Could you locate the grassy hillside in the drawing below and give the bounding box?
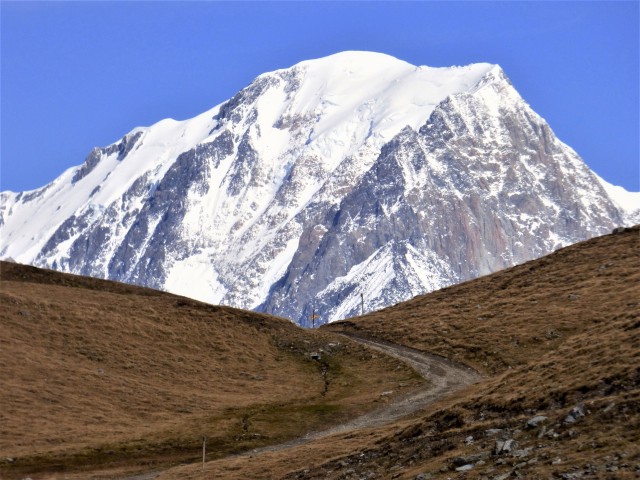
[321,225,640,478]
[329,226,639,377]
[164,225,639,479]
[0,262,421,478]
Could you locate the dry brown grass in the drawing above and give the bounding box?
[319,225,640,478]
[165,226,639,479]
[329,225,639,377]
[0,263,422,478]
[3,226,638,479]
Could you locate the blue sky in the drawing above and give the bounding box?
[1,1,638,192]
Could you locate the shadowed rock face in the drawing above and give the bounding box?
[1,55,630,326]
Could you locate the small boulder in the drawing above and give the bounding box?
[492,474,511,480]
[512,447,533,458]
[455,464,474,472]
[563,404,586,425]
[526,415,547,429]
[495,438,518,455]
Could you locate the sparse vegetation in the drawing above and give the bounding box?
[162,226,639,479]
[0,262,421,478]
[2,226,639,479]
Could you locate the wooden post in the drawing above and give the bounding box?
[360,293,364,316]
[202,435,207,470]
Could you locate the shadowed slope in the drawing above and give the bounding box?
[0,262,421,478]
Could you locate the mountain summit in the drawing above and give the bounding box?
[1,51,636,325]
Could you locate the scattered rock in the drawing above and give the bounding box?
[545,428,559,439]
[606,463,619,472]
[451,452,490,468]
[465,435,474,445]
[525,415,547,429]
[495,439,518,455]
[485,428,504,437]
[563,404,585,425]
[559,472,583,479]
[414,474,432,480]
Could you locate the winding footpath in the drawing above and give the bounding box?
[129,334,481,479]
[303,333,481,438]
[209,334,479,456]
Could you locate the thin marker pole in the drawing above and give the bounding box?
[202,435,207,470]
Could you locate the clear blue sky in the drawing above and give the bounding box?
[1,1,638,192]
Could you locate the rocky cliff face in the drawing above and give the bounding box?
[1,52,635,326]
[260,67,627,324]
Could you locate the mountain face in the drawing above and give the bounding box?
[1,51,637,326]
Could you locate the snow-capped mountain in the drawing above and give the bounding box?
[1,51,637,326]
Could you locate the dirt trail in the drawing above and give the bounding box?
[330,334,481,431]
[129,334,481,479]
[257,333,481,451]
[202,333,481,462]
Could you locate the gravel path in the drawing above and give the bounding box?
[122,334,480,479]
[248,333,481,454]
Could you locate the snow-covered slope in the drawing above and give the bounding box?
[1,51,637,326]
[595,175,640,224]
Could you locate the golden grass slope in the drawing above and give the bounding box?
[0,262,421,478]
[321,225,640,478]
[165,225,639,479]
[329,225,639,377]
